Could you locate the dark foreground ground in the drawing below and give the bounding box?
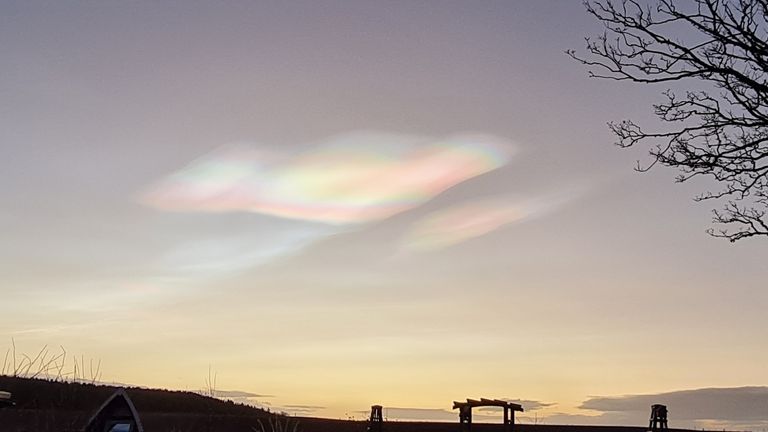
[0,376,701,432]
[291,422,696,432]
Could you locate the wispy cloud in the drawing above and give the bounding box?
[571,387,768,430]
[476,399,556,412]
[214,390,273,398]
[579,386,768,421]
[281,404,327,415]
[399,191,576,252]
[399,198,525,252]
[354,407,465,422]
[208,390,326,417]
[211,389,274,411]
[140,131,514,225]
[284,404,326,409]
[156,222,338,279]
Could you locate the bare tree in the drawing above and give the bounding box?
[568,0,768,241]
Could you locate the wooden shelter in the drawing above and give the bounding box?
[452,398,523,432]
[84,389,144,432]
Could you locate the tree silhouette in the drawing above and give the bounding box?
[569,0,768,241]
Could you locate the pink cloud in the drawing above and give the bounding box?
[140,131,514,224]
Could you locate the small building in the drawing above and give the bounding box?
[84,389,144,432]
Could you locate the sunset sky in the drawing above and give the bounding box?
[1,1,766,430]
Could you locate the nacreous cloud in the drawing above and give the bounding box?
[401,198,526,252]
[400,191,577,252]
[140,132,514,225]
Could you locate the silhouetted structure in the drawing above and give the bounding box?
[0,390,13,408]
[368,405,383,432]
[453,398,523,432]
[84,389,144,432]
[649,404,668,432]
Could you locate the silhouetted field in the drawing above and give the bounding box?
[0,375,272,431]
[287,421,700,432]
[0,376,704,432]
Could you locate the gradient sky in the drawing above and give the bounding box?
[1,1,766,430]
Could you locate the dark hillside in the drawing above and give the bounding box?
[0,376,710,432]
[0,375,272,431]
[0,375,269,415]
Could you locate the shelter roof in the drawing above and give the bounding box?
[452,398,524,411]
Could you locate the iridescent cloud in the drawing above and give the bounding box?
[401,198,528,252]
[400,191,579,252]
[140,132,514,224]
[158,223,337,278]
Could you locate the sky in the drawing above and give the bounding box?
[1,0,766,430]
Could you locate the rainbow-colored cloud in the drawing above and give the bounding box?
[401,199,527,252]
[400,191,578,252]
[140,132,514,224]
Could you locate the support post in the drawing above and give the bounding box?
[368,405,383,432]
[459,405,472,432]
[649,404,668,432]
